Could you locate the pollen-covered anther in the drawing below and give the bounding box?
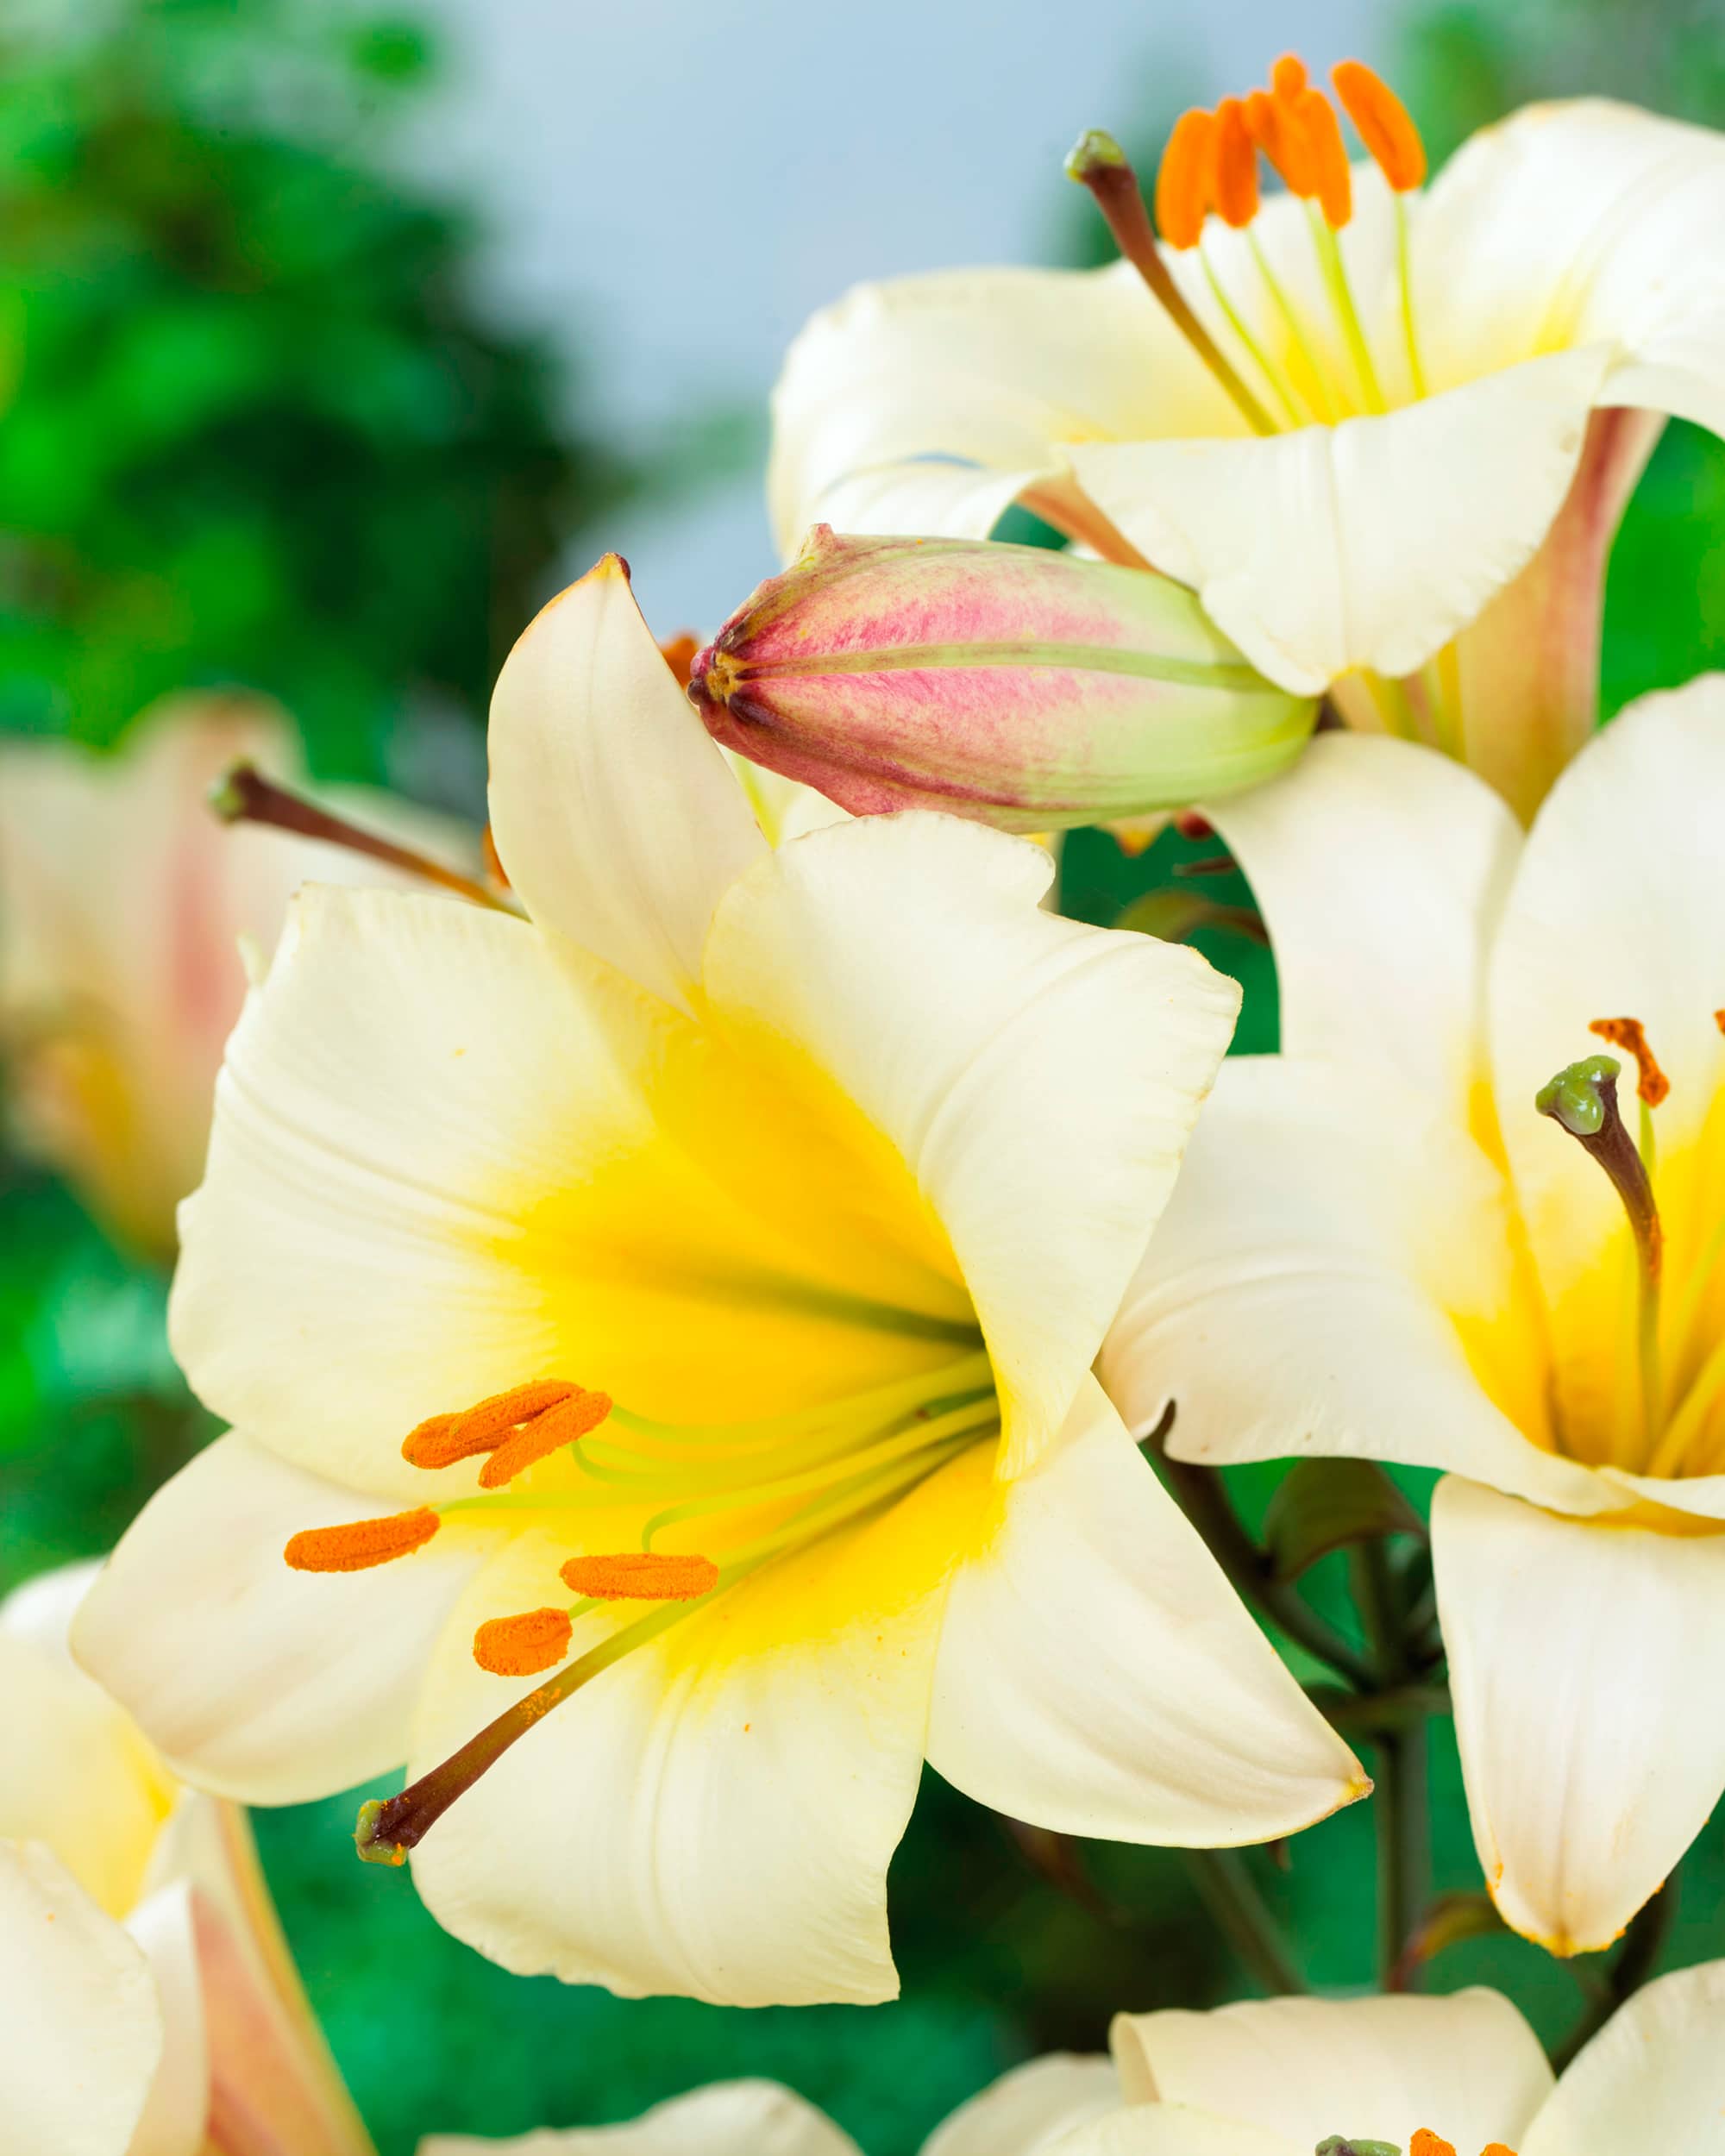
[1270,52,1307,97]
[1410,2134,1458,2156]
[448,1379,579,1451]
[1589,1016,1670,1106]
[1332,59,1428,190]
[472,1606,574,1677]
[1295,87,1353,228]
[478,1388,613,1489]
[401,1412,485,1470]
[1154,107,1219,250]
[284,1507,440,1573]
[1245,86,1316,197]
[1213,97,1260,227]
[561,1551,720,1602]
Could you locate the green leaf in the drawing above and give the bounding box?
[1263,1458,1425,1583]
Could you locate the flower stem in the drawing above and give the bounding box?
[1349,1540,1432,1988]
[1183,1848,1307,1996]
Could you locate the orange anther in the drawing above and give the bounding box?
[1480,2146,1519,2156]
[402,1412,489,1470]
[284,1507,440,1574]
[478,1388,612,1489]
[1332,59,1428,191]
[1213,97,1260,228]
[1589,1017,1670,1106]
[1715,1008,1725,1034]
[1154,107,1218,250]
[1410,2135,1456,2156]
[448,1380,578,1451]
[658,633,699,688]
[1270,53,1308,98]
[1245,88,1316,197]
[561,1551,720,1602]
[472,1606,574,1677]
[1295,87,1353,228]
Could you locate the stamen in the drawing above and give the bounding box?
[449,1380,578,1451]
[478,1388,613,1488]
[401,1413,483,1470]
[473,1607,573,1677]
[1245,89,1316,197]
[1295,87,1353,230]
[657,633,699,689]
[1212,97,1260,227]
[1270,53,1308,99]
[1154,108,1219,251]
[1331,61,1428,191]
[1065,129,1276,437]
[284,1507,440,1573]
[561,1552,720,1601]
[209,762,514,915]
[1411,2136,1457,2156]
[1590,1016,1670,1106]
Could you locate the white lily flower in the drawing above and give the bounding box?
[0,695,473,1257]
[417,2053,1118,2156]
[0,1564,371,2156]
[73,556,1364,2007]
[770,67,1725,819]
[1088,1965,1725,2153]
[1102,674,1725,1953]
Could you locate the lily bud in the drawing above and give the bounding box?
[687,529,1318,832]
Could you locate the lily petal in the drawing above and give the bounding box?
[1101,1058,1610,1514]
[0,1841,166,2156]
[926,1381,1364,1844]
[1069,345,1611,693]
[1415,98,1725,436]
[704,812,1239,1472]
[1051,2112,1295,2156]
[1110,1989,1552,2150]
[1521,1957,1725,2155]
[73,1432,493,1804]
[417,2083,862,2156]
[124,1880,210,2156]
[919,2054,1120,2156]
[405,1449,980,2005]
[1433,1475,1725,1952]
[488,557,765,1012]
[1206,732,1519,1128]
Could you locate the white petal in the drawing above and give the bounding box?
[1101,1057,1610,1514]
[1069,346,1612,693]
[704,812,1239,1471]
[0,1841,166,2156]
[124,1881,210,2156]
[1434,1475,1725,1952]
[792,459,1063,545]
[768,262,1233,555]
[1111,1988,1552,2150]
[1049,2112,1295,2156]
[405,1452,974,2005]
[926,1381,1364,1844]
[417,2083,862,2156]
[1206,732,1520,1127]
[1487,674,1725,1446]
[1416,98,1725,435]
[920,2056,1119,2156]
[488,556,765,1011]
[1523,1958,1725,2156]
[73,1433,493,1804]
[0,1557,104,1653]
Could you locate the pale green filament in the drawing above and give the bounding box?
[1200,250,1306,427]
[1395,195,1428,399]
[1308,206,1386,416]
[1247,231,1339,423]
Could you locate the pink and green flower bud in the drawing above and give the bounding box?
[687,528,1319,831]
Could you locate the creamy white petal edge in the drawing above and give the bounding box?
[124,1880,210,2156]
[1111,1988,1552,2152]
[416,2081,862,2156]
[73,1432,495,1804]
[1434,1476,1725,1952]
[1055,2110,1295,2156]
[919,2054,1120,2156]
[1522,1957,1725,2155]
[487,556,765,1013]
[0,1841,169,2156]
[925,1380,1365,1843]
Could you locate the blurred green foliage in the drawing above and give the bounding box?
[0,0,620,776]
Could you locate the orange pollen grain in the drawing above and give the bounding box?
[1589,1016,1670,1106]
[1410,2136,1456,2156]
[402,1412,489,1470]
[1295,86,1353,228]
[284,1507,440,1574]
[473,1606,574,1677]
[1245,88,1316,197]
[1270,52,1308,98]
[448,1380,578,1451]
[561,1551,720,1602]
[477,1388,613,1489]
[1154,107,1219,250]
[1332,58,1428,190]
[1213,97,1260,227]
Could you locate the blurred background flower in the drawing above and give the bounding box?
[2,0,1724,2151]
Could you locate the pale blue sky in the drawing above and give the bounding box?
[398,0,1397,630]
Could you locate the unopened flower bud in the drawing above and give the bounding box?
[687,529,1318,832]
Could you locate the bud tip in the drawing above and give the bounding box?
[1065,127,1130,182]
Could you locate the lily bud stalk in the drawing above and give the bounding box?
[689,528,1318,832]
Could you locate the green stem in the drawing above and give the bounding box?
[1552,1874,1678,2071]
[1349,1542,1433,1987]
[1184,1848,1307,1996]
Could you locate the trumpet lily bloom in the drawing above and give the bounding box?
[1084,1965,1725,2153]
[0,696,469,1257]
[770,77,1725,819]
[0,1564,372,2156]
[1102,674,1725,1953]
[74,556,1363,2006]
[417,2053,1118,2156]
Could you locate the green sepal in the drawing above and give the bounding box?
[1264,1458,1424,1583]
